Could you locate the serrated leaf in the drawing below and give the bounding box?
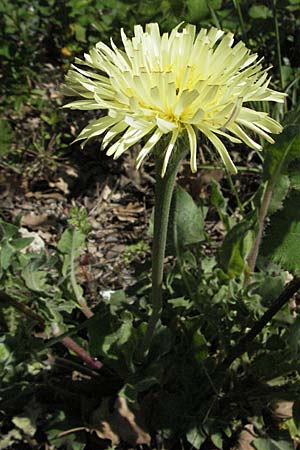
[268,175,290,215]
[288,159,300,190]
[261,191,300,272]
[168,297,193,309]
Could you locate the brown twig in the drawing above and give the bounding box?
[60,335,102,370]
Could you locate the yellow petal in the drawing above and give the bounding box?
[185,124,197,172]
[161,129,179,177]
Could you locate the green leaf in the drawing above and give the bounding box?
[287,317,300,355]
[293,401,300,429]
[168,297,193,309]
[21,263,48,292]
[0,219,19,239]
[0,240,16,270]
[186,427,206,450]
[193,330,208,363]
[170,185,206,254]
[249,4,273,19]
[251,273,285,306]
[58,227,85,278]
[186,0,209,21]
[12,416,36,437]
[218,212,257,277]
[261,191,300,272]
[211,179,230,229]
[253,436,294,450]
[268,175,290,215]
[102,314,133,358]
[57,228,85,257]
[88,309,134,365]
[263,119,300,181]
[0,342,10,363]
[288,159,300,190]
[11,237,34,251]
[211,432,223,449]
[109,290,126,315]
[73,23,86,42]
[149,322,172,360]
[0,119,13,155]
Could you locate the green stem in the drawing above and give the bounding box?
[196,163,260,173]
[272,0,288,116]
[247,137,295,276]
[247,182,273,275]
[139,145,186,360]
[233,0,247,43]
[272,0,284,91]
[228,172,244,214]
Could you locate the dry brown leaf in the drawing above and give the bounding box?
[235,424,257,450]
[21,213,49,227]
[49,177,70,194]
[272,401,293,421]
[65,167,78,178]
[91,396,151,446]
[25,191,64,199]
[113,202,144,222]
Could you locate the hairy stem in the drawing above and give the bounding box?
[247,134,295,275]
[138,145,186,360]
[247,183,273,274]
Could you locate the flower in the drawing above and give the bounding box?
[63,23,285,176]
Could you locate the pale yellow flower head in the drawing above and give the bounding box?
[63,23,285,176]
